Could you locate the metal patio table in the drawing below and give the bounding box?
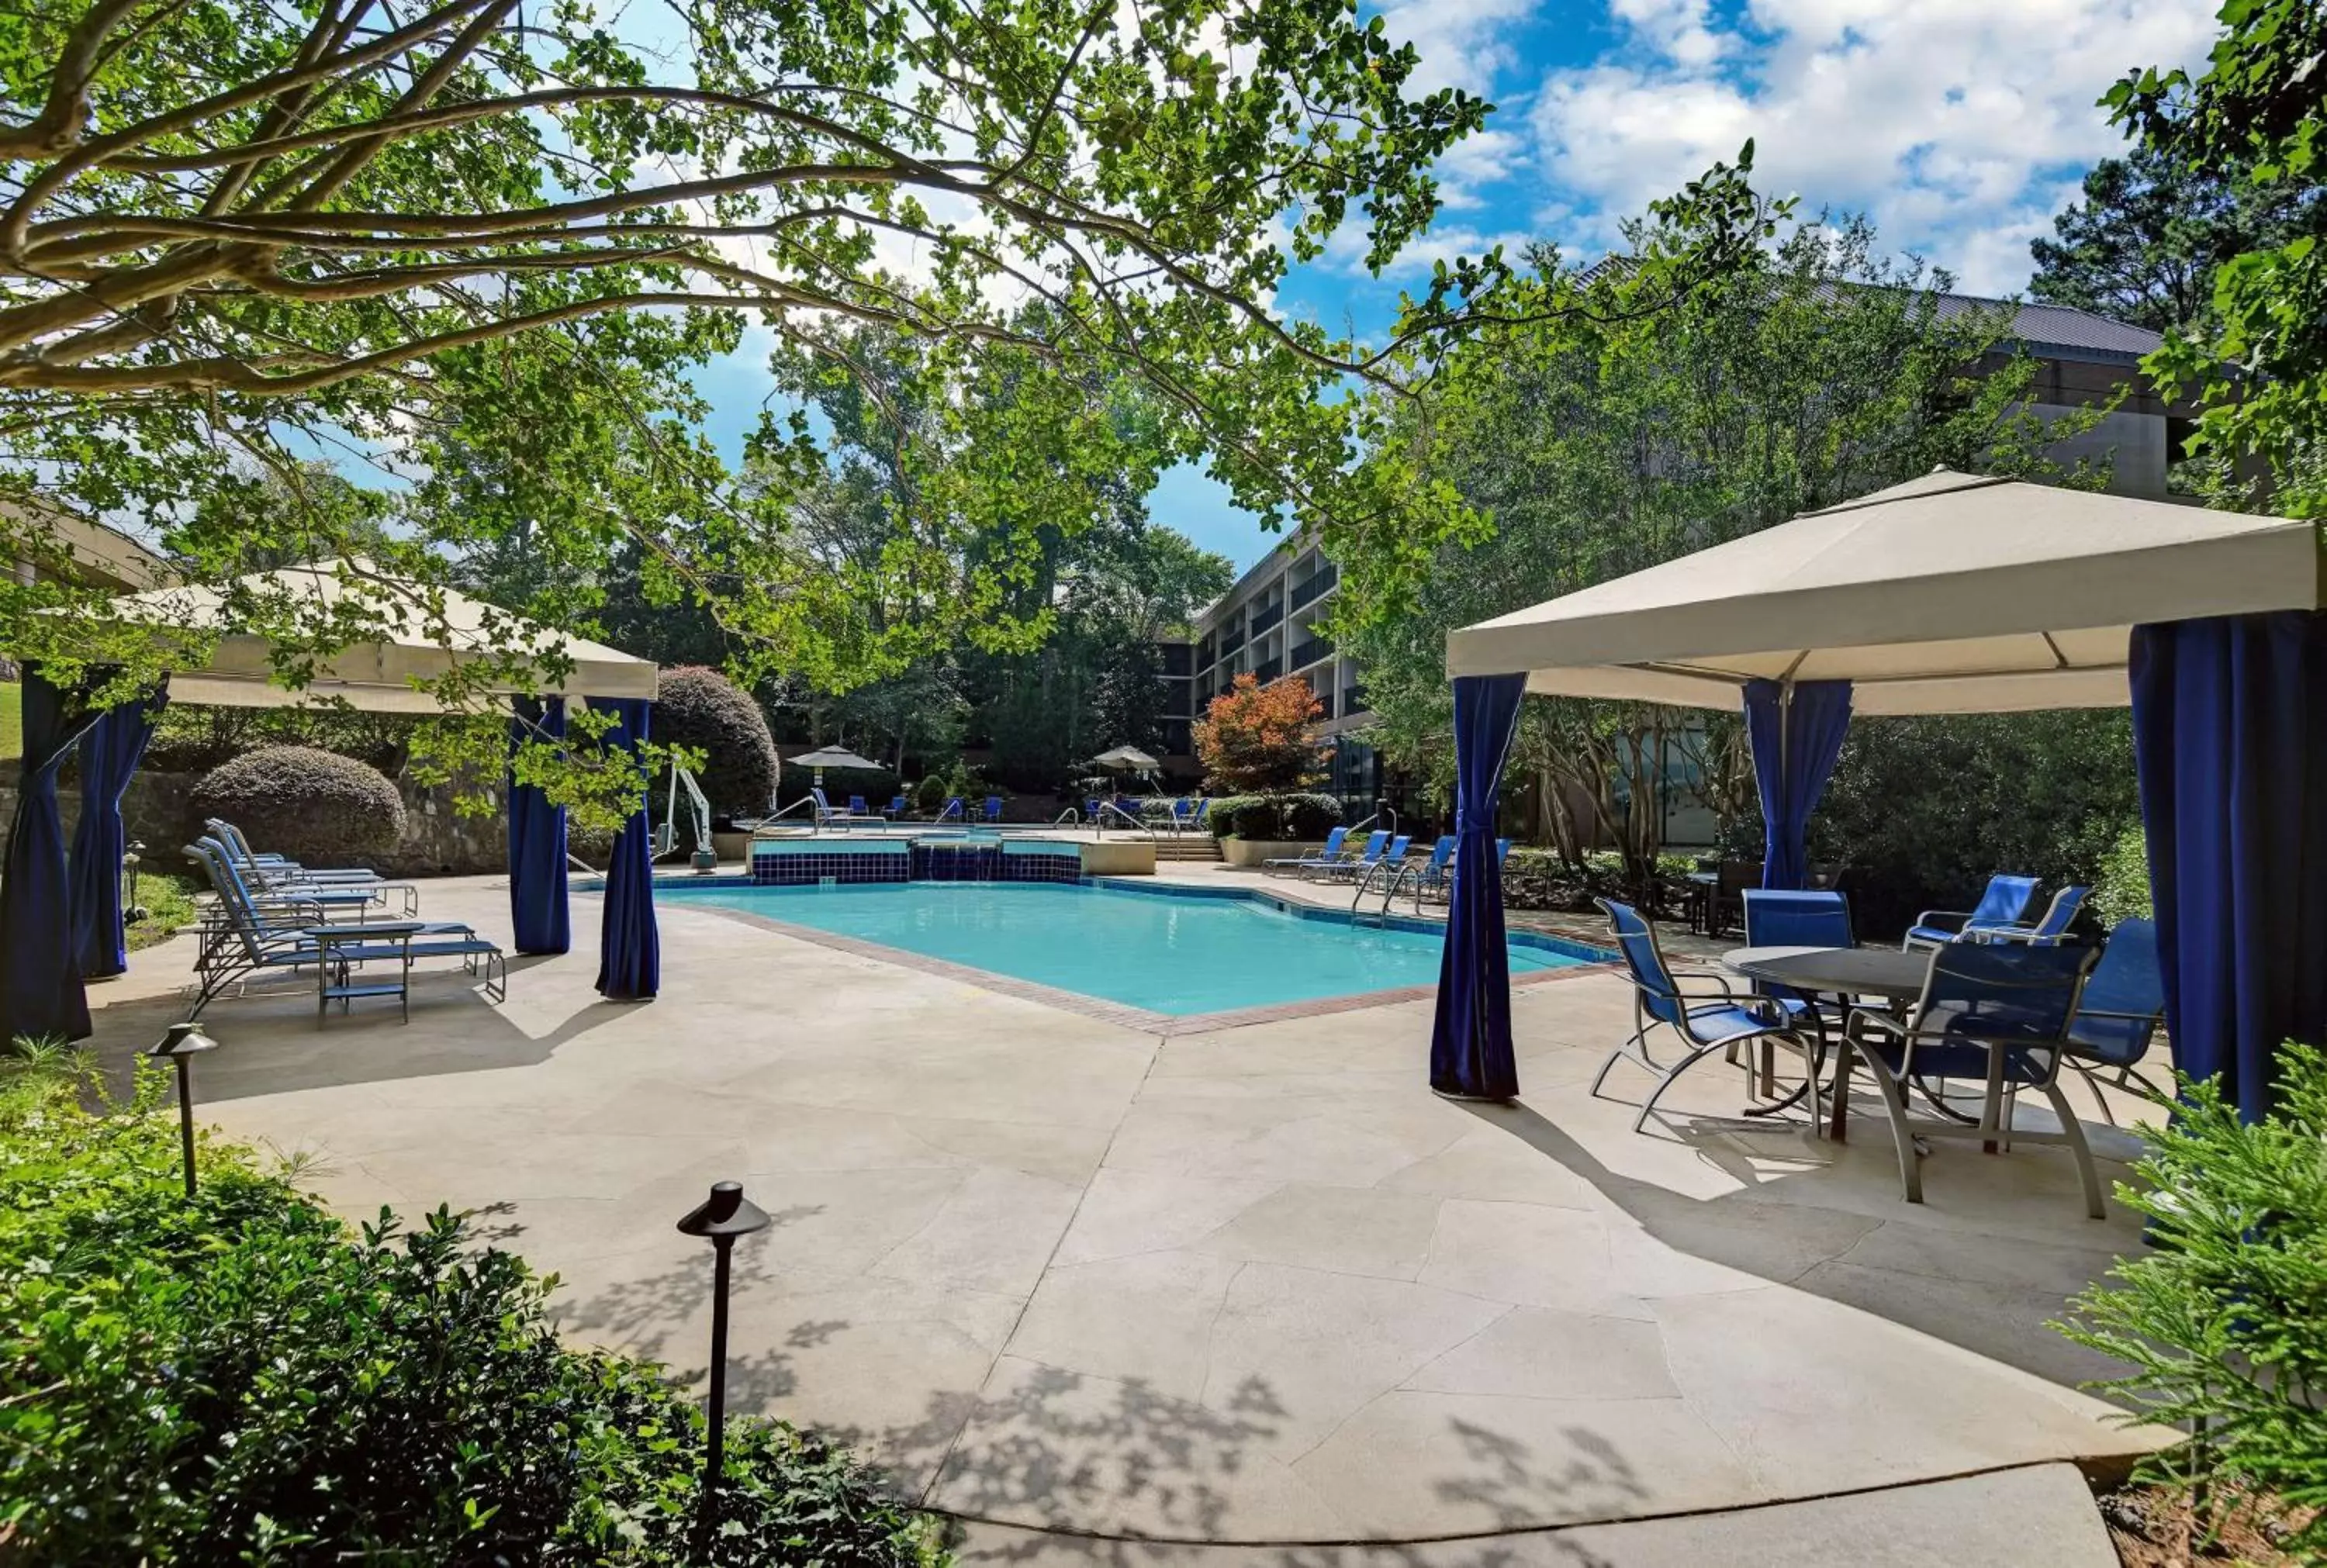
[1724,945,1934,1140]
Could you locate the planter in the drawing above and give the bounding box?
[1220,838,1323,869]
[1078,841,1157,876]
[711,830,752,863]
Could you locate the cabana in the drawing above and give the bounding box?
[1436,468,2325,1117]
[0,563,662,1045]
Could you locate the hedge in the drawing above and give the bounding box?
[1207,792,1342,841]
[653,668,780,822]
[188,744,405,866]
[0,1052,945,1567]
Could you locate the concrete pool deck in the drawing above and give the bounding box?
[85,874,2161,1562]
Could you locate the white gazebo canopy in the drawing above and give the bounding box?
[1446,468,2325,713]
[117,561,659,713]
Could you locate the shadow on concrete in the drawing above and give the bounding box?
[82,980,638,1103]
[894,1362,1630,1567]
[1463,1096,2135,1395]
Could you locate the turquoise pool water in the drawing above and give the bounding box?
[657,880,1591,1016]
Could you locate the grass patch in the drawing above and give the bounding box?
[123,870,200,953]
[0,680,19,761]
[0,1051,949,1566]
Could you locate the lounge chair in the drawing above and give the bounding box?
[1265,826,1346,875]
[207,819,375,879]
[1838,941,2105,1217]
[1590,898,1818,1134]
[184,840,503,1017]
[1189,799,1210,830]
[205,821,418,918]
[885,794,908,819]
[809,787,877,827]
[2060,917,2168,1121]
[849,793,870,817]
[935,796,965,823]
[1968,884,2090,945]
[1298,828,1384,881]
[1410,835,1457,897]
[1902,873,2042,950]
[983,796,1004,823]
[1327,831,1407,883]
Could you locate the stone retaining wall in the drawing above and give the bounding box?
[0,765,509,879]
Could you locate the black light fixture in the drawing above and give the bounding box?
[147,1021,220,1197]
[675,1179,771,1549]
[123,840,147,923]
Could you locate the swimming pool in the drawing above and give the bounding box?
[656,879,1597,1016]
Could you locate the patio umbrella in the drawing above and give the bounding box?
[1091,745,1160,772]
[1440,467,2327,1115]
[788,745,883,791]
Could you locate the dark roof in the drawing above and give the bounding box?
[1574,256,2162,365]
[1930,295,2161,364]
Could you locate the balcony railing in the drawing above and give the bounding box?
[1220,628,1246,658]
[1250,601,1284,635]
[1289,561,1339,610]
[1314,690,1336,720]
[1342,682,1367,716]
[1254,658,1282,683]
[1289,634,1332,671]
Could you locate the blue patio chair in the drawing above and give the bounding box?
[184,840,503,1016]
[1838,941,2104,1217]
[1590,899,1817,1134]
[207,819,364,879]
[1902,873,2041,950]
[1323,830,1401,882]
[1190,799,1210,828]
[1290,827,1379,879]
[983,795,1004,822]
[1265,825,1345,874]
[1411,835,1457,896]
[849,793,870,817]
[2061,917,2168,1122]
[1969,884,2090,945]
[203,824,415,918]
[1739,889,1854,1106]
[1084,795,1104,823]
[936,796,964,822]
[886,794,908,819]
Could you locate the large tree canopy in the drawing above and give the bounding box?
[0,0,1770,704]
[2111,0,2327,513]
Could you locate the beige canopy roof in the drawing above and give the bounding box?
[119,561,658,713]
[1445,468,2325,715]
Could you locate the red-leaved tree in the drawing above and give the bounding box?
[1193,675,1325,792]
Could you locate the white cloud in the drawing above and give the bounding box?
[1528,0,2220,293]
[1376,0,1541,98]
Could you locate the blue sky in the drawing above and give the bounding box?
[692,0,2222,575]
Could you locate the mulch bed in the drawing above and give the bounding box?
[2097,1481,2318,1566]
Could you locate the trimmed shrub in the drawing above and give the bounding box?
[914,774,949,814]
[652,667,780,821]
[2057,1045,2327,1558]
[0,1055,944,1567]
[188,744,404,867]
[1208,792,1341,841]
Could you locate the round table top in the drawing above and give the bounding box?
[1722,945,1932,1000]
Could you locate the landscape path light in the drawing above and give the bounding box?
[675,1179,772,1550]
[147,1021,219,1197]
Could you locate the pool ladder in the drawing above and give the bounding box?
[1352,858,1419,925]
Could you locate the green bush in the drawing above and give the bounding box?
[2056,1045,2327,1556]
[914,774,949,814]
[1504,848,1693,916]
[0,1056,942,1567]
[653,667,780,821]
[188,744,405,866]
[2091,820,2153,927]
[1207,792,1341,841]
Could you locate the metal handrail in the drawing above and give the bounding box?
[1352,857,1419,923]
[1053,806,1082,827]
[1095,801,1157,839]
